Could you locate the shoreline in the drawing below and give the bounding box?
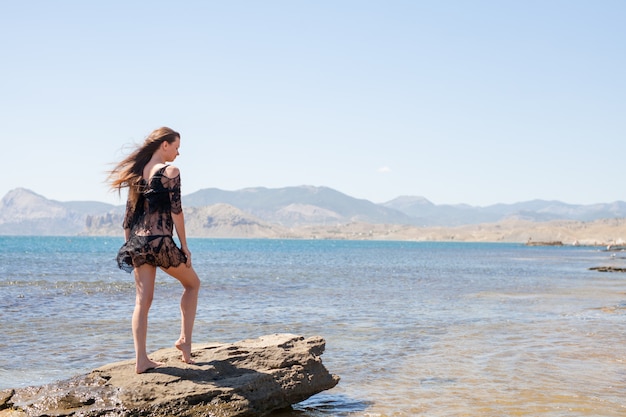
[258,217,626,245]
[5,217,626,246]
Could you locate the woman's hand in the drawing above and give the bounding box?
[182,246,192,267]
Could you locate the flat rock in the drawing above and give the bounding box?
[0,334,339,417]
[589,266,626,272]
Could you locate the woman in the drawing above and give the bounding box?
[108,127,201,373]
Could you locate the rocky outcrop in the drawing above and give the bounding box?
[589,266,626,272]
[525,240,563,246]
[183,204,288,238]
[0,334,339,417]
[0,188,117,235]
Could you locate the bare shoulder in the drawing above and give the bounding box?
[164,164,180,178]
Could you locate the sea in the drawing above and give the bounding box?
[1,236,625,416]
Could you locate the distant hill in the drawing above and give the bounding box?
[2,186,626,241]
[383,196,626,226]
[183,186,413,226]
[0,188,116,235]
[183,204,287,238]
[82,203,284,239]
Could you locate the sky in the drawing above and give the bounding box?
[2,1,625,207]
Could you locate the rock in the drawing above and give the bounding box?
[0,390,14,411]
[589,266,626,272]
[1,334,339,417]
[525,240,563,246]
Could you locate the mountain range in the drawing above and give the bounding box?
[1,186,626,238]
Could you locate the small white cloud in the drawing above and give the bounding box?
[377,166,392,174]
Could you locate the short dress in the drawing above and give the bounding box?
[117,165,188,273]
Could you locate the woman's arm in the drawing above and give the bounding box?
[172,211,191,267]
[166,165,191,267]
[122,198,134,241]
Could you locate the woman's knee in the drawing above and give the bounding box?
[135,293,154,310]
[185,273,201,291]
[167,266,200,290]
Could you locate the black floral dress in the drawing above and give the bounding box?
[117,165,187,273]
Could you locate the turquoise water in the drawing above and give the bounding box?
[1,236,625,416]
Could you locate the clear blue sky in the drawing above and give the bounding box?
[2,1,624,207]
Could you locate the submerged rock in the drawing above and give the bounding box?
[589,266,626,272]
[0,334,339,417]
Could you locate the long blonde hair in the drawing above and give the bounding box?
[108,127,180,205]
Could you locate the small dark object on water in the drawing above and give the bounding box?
[589,266,626,273]
[604,244,626,252]
[526,240,563,246]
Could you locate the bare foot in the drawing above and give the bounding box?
[175,339,195,364]
[135,358,163,374]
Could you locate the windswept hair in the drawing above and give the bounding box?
[108,127,180,206]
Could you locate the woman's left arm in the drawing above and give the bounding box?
[172,211,191,267]
[167,165,192,267]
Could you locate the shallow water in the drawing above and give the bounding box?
[1,237,625,416]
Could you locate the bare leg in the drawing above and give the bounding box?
[163,264,200,364]
[133,264,163,373]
